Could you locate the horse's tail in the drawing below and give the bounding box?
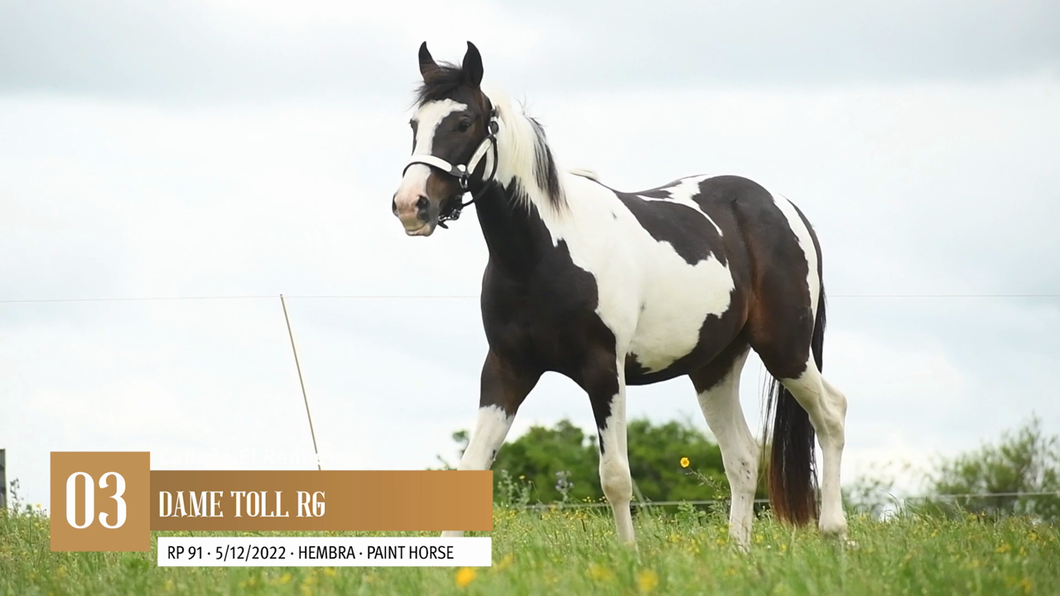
[764,283,825,526]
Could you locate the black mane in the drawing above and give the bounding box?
[527,117,564,210]
[414,62,466,106]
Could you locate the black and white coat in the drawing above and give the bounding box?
[392,42,849,549]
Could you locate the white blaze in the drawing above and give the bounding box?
[394,100,468,213]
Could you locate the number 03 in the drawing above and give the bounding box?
[65,471,127,529]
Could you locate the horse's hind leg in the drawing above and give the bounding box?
[754,321,849,537]
[690,344,758,550]
[817,375,849,535]
[741,191,848,537]
[777,365,848,537]
[747,285,847,536]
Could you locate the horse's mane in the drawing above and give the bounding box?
[489,90,566,214]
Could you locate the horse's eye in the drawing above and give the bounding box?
[458,120,471,132]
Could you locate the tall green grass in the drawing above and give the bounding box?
[2,503,1057,595]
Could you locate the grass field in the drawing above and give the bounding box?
[2,503,1058,595]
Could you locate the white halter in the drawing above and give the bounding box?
[402,111,500,194]
[400,109,500,227]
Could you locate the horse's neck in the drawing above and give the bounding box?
[473,180,548,275]
[473,104,567,274]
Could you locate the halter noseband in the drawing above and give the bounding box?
[401,110,500,228]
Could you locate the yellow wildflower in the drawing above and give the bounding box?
[636,569,659,593]
[680,457,690,468]
[587,563,614,582]
[494,553,514,571]
[455,567,477,588]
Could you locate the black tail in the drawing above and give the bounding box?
[765,284,826,526]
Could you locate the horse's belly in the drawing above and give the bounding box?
[624,254,736,374]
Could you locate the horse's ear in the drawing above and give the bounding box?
[462,41,483,88]
[419,41,439,80]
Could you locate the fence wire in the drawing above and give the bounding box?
[512,491,1060,511]
[2,293,1060,305]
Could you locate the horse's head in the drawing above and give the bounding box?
[392,41,497,236]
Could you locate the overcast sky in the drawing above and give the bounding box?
[2,0,1059,511]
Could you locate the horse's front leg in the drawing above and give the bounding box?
[579,348,635,544]
[440,350,540,538]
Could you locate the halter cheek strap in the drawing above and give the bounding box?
[401,112,500,228]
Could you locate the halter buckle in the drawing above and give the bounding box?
[456,164,469,191]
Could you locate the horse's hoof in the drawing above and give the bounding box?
[819,517,848,539]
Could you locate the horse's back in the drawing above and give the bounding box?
[552,171,822,382]
[623,173,821,286]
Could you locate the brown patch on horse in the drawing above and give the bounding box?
[479,350,540,416]
[714,176,819,528]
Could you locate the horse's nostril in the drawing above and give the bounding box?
[391,197,398,214]
[416,196,429,211]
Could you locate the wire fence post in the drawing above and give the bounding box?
[0,449,6,511]
[280,294,322,471]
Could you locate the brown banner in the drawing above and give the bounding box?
[51,452,493,552]
[150,471,493,532]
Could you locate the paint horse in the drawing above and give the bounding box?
[391,41,849,548]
